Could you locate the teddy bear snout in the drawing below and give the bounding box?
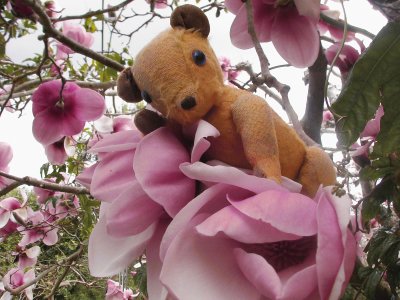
[181,96,197,110]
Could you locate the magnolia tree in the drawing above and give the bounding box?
[0,0,399,299]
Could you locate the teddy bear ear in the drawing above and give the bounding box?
[117,67,143,103]
[170,4,210,38]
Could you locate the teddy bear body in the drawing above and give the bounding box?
[117,5,336,196]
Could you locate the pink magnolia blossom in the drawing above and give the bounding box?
[56,21,94,59]
[158,162,356,299]
[9,0,36,20]
[226,0,320,67]
[2,268,35,300]
[44,138,69,165]
[219,56,240,82]
[323,110,333,122]
[325,43,360,75]
[105,279,137,300]
[31,80,105,146]
[0,197,25,238]
[0,142,13,189]
[13,245,41,269]
[145,0,168,9]
[18,209,58,247]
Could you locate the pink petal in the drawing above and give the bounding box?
[280,265,318,300]
[0,211,10,228]
[106,183,164,237]
[197,205,301,243]
[146,220,169,300]
[234,248,281,299]
[26,245,41,258]
[271,7,319,67]
[160,183,236,260]
[32,108,65,145]
[89,206,157,276]
[68,88,105,121]
[191,120,220,163]
[0,142,13,168]
[0,197,21,211]
[134,127,195,217]
[229,190,318,236]
[160,215,260,300]
[45,141,68,165]
[90,150,135,202]
[361,105,384,138]
[180,162,301,194]
[224,0,244,14]
[60,111,86,136]
[43,228,58,245]
[294,0,320,21]
[76,163,97,189]
[89,130,141,154]
[113,116,135,132]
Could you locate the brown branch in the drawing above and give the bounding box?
[0,171,90,196]
[54,0,134,22]
[19,0,124,71]
[4,245,84,296]
[320,13,376,39]
[244,0,317,147]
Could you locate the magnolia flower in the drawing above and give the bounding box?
[2,268,35,300]
[145,0,168,9]
[325,44,360,77]
[44,0,57,19]
[9,0,36,20]
[0,197,25,238]
[226,0,320,67]
[13,245,41,269]
[323,110,333,122]
[105,279,137,300]
[0,142,13,189]
[159,162,356,299]
[56,21,94,59]
[219,56,240,82]
[31,80,105,146]
[18,209,58,247]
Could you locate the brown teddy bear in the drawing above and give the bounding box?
[117,4,336,197]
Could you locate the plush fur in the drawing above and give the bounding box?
[117,4,336,197]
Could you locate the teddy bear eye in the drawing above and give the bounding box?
[141,90,152,103]
[192,50,206,66]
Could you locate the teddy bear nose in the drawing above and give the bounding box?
[181,96,197,110]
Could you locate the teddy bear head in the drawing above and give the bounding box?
[117,5,224,126]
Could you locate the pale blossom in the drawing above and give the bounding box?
[13,245,41,269]
[56,21,94,59]
[2,268,35,300]
[31,80,105,146]
[226,0,320,67]
[0,142,13,189]
[0,197,24,238]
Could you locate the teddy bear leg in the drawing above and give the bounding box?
[134,109,166,135]
[296,146,337,197]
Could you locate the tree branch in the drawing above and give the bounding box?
[320,13,376,39]
[19,0,124,71]
[0,171,90,196]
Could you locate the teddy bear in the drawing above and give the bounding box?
[116,4,336,197]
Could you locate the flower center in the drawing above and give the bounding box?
[55,99,64,109]
[245,236,316,272]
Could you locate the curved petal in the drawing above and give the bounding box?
[0,142,13,168]
[180,162,301,194]
[68,88,105,121]
[134,127,195,217]
[32,108,65,145]
[280,265,318,300]
[146,220,169,300]
[197,205,300,243]
[0,197,21,211]
[294,0,320,21]
[234,248,282,299]
[106,182,164,237]
[225,0,244,14]
[160,183,236,260]
[160,215,260,300]
[229,190,318,236]
[90,150,135,202]
[0,211,10,228]
[89,130,141,154]
[42,228,58,245]
[60,112,86,137]
[89,207,157,277]
[191,120,220,163]
[44,142,68,165]
[271,7,319,67]
[76,163,97,189]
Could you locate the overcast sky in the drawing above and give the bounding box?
[0,0,387,178]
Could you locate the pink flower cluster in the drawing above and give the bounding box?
[77,116,356,299]
[106,279,137,300]
[31,80,105,165]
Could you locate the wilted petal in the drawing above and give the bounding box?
[134,127,195,217]
[106,182,164,237]
[89,207,157,276]
[229,190,318,236]
[271,7,319,67]
[160,215,260,300]
[197,205,300,243]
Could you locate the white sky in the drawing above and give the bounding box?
[0,0,387,178]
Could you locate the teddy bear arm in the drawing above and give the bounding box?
[134,109,167,135]
[231,95,282,183]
